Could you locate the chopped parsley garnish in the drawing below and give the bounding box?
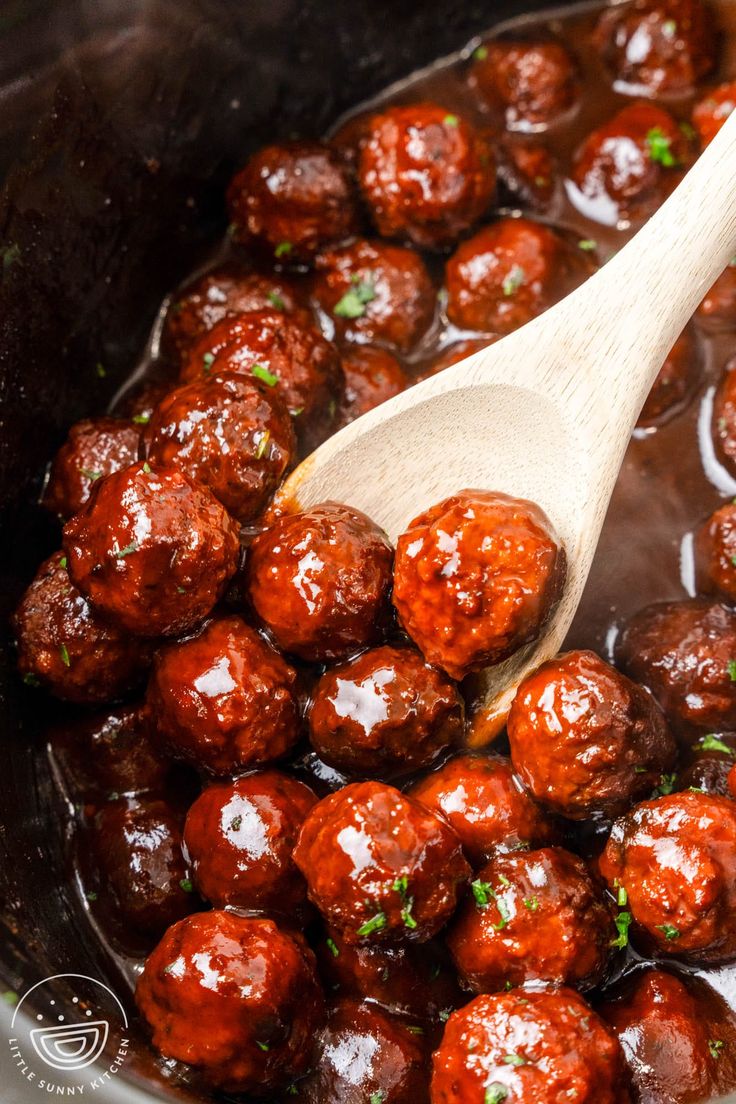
[611,911,632,949]
[179,878,194,893]
[578,239,597,252]
[646,127,677,168]
[406,1025,424,1036]
[699,734,734,755]
[662,18,677,36]
[653,772,676,797]
[255,429,271,459]
[444,113,459,127]
[731,554,736,567]
[256,1041,270,1052]
[503,1054,527,1067]
[290,406,305,417]
[113,540,139,559]
[85,891,98,903]
[357,911,386,937]
[680,121,696,141]
[498,874,511,888]
[472,879,495,907]
[252,363,278,387]
[729,659,736,682]
[59,556,68,570]
[473,45,489,61]
[268,290,286,310]
[202,351,215,373]
[709,1040,725,1060]
[142,462,152,474]
[657,923,680,941]
[1,991,18,1006]
[79,467,102,481]
[326,937,340,958]
[22,673,40,688]
[230,815,242,832]
[132,412,151,425]
[59,643,71,668]
[439,1008,451,1023]
[393,875,409,895]
[502,264,526,297]
[370,1093,386,1104]
[334,276,377,319]
[523,896,540,911]
[274,241,293,258]
[616,884,628,907]
[485,1084,509,1104]
[394,875,417,929]
[96,362,107,379]
[493,897,511,931]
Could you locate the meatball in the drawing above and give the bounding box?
[299,998,428,1104]
[13,552,151,703]
[713,359,736,470]
[113,379,172,426]
[470,39,578,127]
[226,140,359,261]
[600,969,736,1104]
[63,461,240,638]
[91,796,194,935]
[162,263,309,360]
[182,770,317,914]
[247,502,393,662]
[338,345,407,426]
[600,790,736,962]
[431,989,628,1104]
[445,217,592,334]
[593,0,717,94]
[693,81,736,146]
[679,731,736,795]
[358,103,495,249]
[308,644,463,778]
[392,490,565,681]
[145,373,295,523]
[292,781,470,944]
[135,910,323,1093]
[637,328,699,427]
[697,264,736,331]
[696,502,736,601]
[507,650,676,820]
[146,615,299,775]
[42,417,140,519]
[616,598,736,733]
[409,753,558,865]
[311,238,435,353]
[179,309,343,449]
[497,139,557,209]
[571,102,689,226]
[447,847,614,993]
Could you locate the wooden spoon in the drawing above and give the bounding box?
[278,111,736,745]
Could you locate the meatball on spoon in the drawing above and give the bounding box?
[279,113,736,744]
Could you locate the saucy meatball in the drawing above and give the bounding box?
[14,552,151,703]
[445,217,591,334]
[226,140,359,261]
[182,770,317,914]
[147,615,299,775]
[338,345,407,426]
[358,103,495,249]
[593,0,717,94]
[293,781,470,944]
[470,39,578,128]
[497,139,557,209]
[600,790,736,962]
[447,847,614,993]
[431,989,628,1104]
[135,910,323,1093]
[63,461,240,638]
[299,998,428,1104]
[247,502,393,662]
[697,265,736,331]
[571,102,689,226]
[43,417,140,519]
[145,373,295,524]
[693,81,736,146]
[409,753,558,865]
[616,598,736,733]
[308,644,463,778]
[637,327,699,427]
[507,650,676,820]
[601,969,736,1104]
[680,731,736,795]
[91,796,194,935]
[713,358,736,471]
[392,490,565,681]
[312,238,435,353]
[696,502,736,601]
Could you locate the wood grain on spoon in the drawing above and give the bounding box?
[278,111,736,745]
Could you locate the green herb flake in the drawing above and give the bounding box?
[503,1053,527,1067]
[523,896,540,911]
[59,643,71,668]
[578,239,597,252]
[255,429,271,459]
[334,276,377,319]
[646,127,678,168]
[611,910,632,949]
[493,897,511,932]
[22,672,40,688]
[474,45,489,61]
[252,363,279,387]
[394,875,409,896]
[653,772,676,797]
[406,1025,424,1036]
[504,980,514,991]
[1,991,18,1006]
[202,351,215,374]
[729,659,736,682]
[96,362,107,379]
[497,874,511,888]
[662,18,677,36]
[485,1084,509,1104]
[179,878,194,893]
[79,467,103,481]
[730,554,736,567]
[268,290,286,311]
[142,461,152,474]
[439,1008,451,1023]
[444,113,459,127]
[85,891,98,903]
[274,241,293,258]
[370,1093,386,1104]
[59,556,68,570]
[657,922,680,941]
[680,121,697,141]
[472,879,495,908]
[503,264,526,297]
[1,243,21,271]
[113,540,139,559]
[709,1039,725,1060]
[402,900,418,930]
[617,885,628,907]
[326,937,340,958]
[357,911,387,937]
[699,734,734,755]
[132,412,151,425]
[256,1040,270,1052]
[287,1086,299,1097]
[176,586,187,594]
[290,406,305,417]
[230,815,243,832]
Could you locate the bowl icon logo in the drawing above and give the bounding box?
[30,1018,109,1071]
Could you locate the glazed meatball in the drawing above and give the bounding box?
[135,910,323,1093]
[63,461,240,638]
[680,731,736,795]
[226,140,359,261]
[470,39,578,127]
[162,263,308,360]
[600,969,736,1104]
[43,417,140,519]
[616,598,736,732]
[697,265,736,331]
[593,0,717,94]
[696,502,736,601]
[91,796,194,935]
[182,770,317,914]
[600,790,736,962]
[392,490,566,681]
[713,359,736,471]
[447,847,614,993]
[293,781,470,944]
[637,328,699,426]
[338,345,407,426]
[571,102,689,226]
[693,81,736,146]
[13,552,151,703]
[507,650,676,820]
[497,139,557,209]
[445,217,592,334]
[308,645,463,778]
[409,753,558,865]
[358,103,495,249]
[179,309,343,449]
[145,373,295,523]
[311,238,435,353]
[247,502,393,662]
[432,989,628,1104]
[146,615,299,775]
[299,998,428,1104]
